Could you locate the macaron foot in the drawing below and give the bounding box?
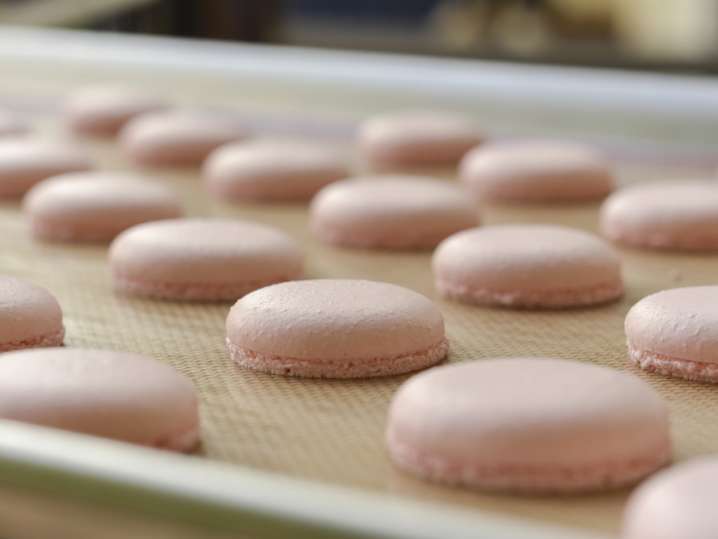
[228,337,449,379]
[0,327,64,352]
[628,346,718,383]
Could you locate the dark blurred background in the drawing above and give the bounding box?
[1,0,717,73]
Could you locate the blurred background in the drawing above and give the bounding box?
[1,0,717,74]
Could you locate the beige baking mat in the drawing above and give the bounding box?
[2,83,718,538]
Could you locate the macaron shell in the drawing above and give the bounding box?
[64,85,167,137]
[24,172,183,242]
[226,279,447,378]
[0,348,199,451]
[359,111,482,168]
[460,140,614,203]
[625,286,718,381]
[204,139,350,202]
[310,176,479,249]
[110,218,303,300]
[601,181,718,251]
[120,111,248,167]
[0,276,64,350]
[623,457,718,539]
[0,140,93,198]
[387,358,670,492]
[433,225,623,307]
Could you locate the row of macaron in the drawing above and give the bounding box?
[0,268,715,539]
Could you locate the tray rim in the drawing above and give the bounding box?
[0,25,707,538]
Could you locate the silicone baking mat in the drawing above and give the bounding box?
[2,69,718,539]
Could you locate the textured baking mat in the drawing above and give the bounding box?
[2,91,718,539]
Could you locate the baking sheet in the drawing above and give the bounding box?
[2,43,718,538]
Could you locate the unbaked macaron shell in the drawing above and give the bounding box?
[226,279,448,378]
[433,224,624,308]
[387,358,671,493]
[0,139,93,198]
[359,110,482,170]
[120,110,248,167]
[623,457,718,539]
[24,172,183,243]
[625,286,718,382]
[460,140,614,203]
[110,218,303,301]
[310,176,479,250]
[0,275,64,351]
[64,85,167,137]
[601,181,718,251]
[0,348,199,451]
[204,139,350,202]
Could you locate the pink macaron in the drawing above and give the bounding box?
[460,140,614,203]
[204,139,350,203]
[310,176,479,250]
[0,275,64,351]
[24,171,183,243]
[387,358,671,493]
[623,457,718,539]
[64,85,167,138]
[226,279,448,378]
[120,110,248,167]
[601,181,718,251]
[0,139,93,198]
[359,110,482,170]
[625,286,718,382]
[433,224,624,308]
[110,218,303,301]
[0,348,199,451]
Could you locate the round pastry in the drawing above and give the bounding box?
[204,139,349,202]
[110,218,303,301]
[0,348,199,451]
[359,110,482,170]
[433,224,624,308]
[24,171,183,243]
[120,110,248,167]
[387,357,671,493]
[625,286,718,382]
[601,181,718,251]
[64,85,167,137]
[226,279,448,378]
[310,176,479,250]
[0,275,64,351]
[460,140,614,203]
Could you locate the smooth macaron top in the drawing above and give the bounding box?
[64,85,167,137]
[110,218,303,285]
[460,140,614,202]
[625,286,718,364]
[388,358,670,469]
[310,176,479,248]
[204,139,350,202]
[600,181,718,250]
[0,348,199,449]
[359,110,482,168]
[0,139,93,198]
[623,457,718,539]
[433,224,622,293]
[120,110,248,167]
[24,172,183,240]
[226,279,445,361]
[0,275,63,344]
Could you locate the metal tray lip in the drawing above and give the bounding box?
[0,420,607,539]
[0,26,695,538]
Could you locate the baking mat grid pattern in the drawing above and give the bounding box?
[2,110,718,538]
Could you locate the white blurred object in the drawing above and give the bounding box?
[614,0,718,60]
